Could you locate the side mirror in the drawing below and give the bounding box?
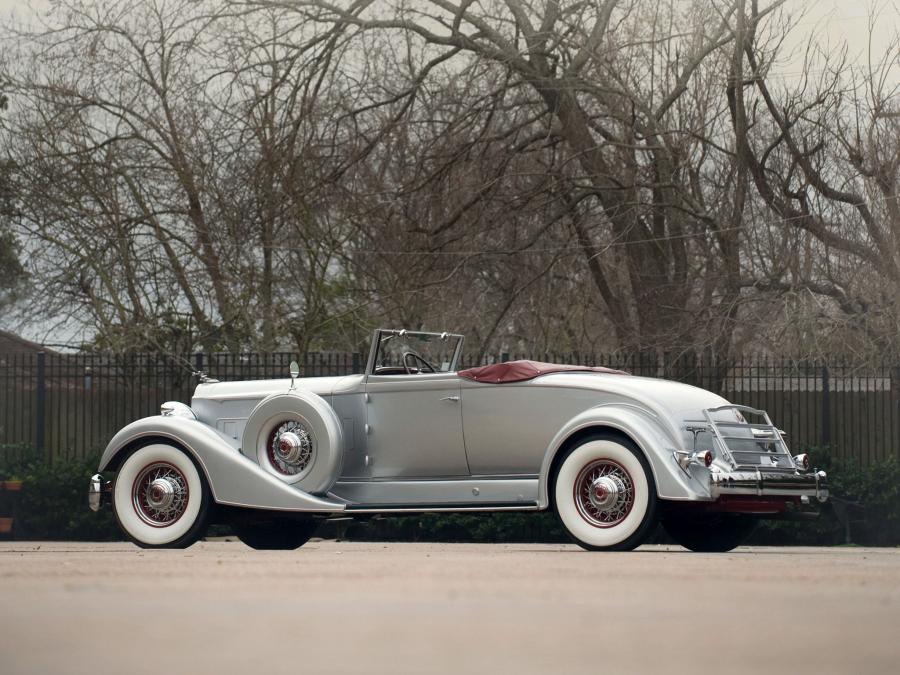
[289,360,300,389]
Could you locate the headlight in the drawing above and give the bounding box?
[160,401,196,419]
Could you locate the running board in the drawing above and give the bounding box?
[344,501,540,514]
[329,477,539,506]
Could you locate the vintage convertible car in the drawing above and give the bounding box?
[89,329,828,551]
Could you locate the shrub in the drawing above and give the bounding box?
[749,448,900,547]
[0,445,120,541]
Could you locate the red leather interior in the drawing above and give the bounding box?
[458,360,629,383]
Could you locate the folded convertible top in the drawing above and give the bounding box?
[458,360,629,384]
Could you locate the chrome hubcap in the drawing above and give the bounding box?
[588,475,623,511]
[132,463,189,527]
[146,478,176,511]
[268,421,314,475]
[276,431,305,464]
[574,460,635,528]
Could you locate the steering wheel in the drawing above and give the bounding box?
[403,351,436,374]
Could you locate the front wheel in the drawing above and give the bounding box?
[661,513,757,552]
[232,517,320,550]
[112,443,212,548]
[553,434,658,551]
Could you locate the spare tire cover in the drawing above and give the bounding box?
[242,391,343,494]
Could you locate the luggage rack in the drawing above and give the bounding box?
[691,404,798,471]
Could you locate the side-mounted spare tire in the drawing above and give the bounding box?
[242,391,344,495]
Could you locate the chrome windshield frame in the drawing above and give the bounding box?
[364,329,465,377]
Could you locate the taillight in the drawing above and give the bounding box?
[690,449,713,467]
[675,449,715,473]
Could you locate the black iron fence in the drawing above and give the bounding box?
[1,350,898,465]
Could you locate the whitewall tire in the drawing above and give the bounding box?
[112,443,211,548]
[553,435,657,551]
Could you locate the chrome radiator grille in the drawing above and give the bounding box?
[700,405,796,471]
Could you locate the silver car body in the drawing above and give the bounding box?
[96,329,827,515]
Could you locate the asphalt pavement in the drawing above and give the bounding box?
[0,541,897,675]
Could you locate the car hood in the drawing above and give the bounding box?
[192,374,365,402]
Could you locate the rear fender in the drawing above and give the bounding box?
[99,416,345,513]
[538,404,707,508]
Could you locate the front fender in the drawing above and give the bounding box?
[537,404,710,508]
[100,416,345,513]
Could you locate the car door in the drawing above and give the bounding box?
[363,372,469,478]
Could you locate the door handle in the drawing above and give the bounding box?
[440,396,460,402]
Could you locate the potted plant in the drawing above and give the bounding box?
[0,473,23,537]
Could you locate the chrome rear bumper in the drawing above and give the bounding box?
[88,474,111,512]
[710,469,828,502]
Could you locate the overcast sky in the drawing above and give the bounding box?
[1,0,898,75]
[0,0,896,88]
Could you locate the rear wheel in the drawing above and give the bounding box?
[552,434,657,551]
[661,513,757,552]
[112,443,211,549]
[233,517,320,550]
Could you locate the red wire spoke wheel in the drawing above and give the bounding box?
[112,443,211,548]
[131,461,190,528]
[553,435,657,551]
[573,459,635,528]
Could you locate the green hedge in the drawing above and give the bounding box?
[1,444,898,545]
[747,448,900,547]
[0,445,120,540]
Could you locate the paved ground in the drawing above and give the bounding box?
[0,541,898,675]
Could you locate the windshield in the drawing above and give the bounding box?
[371,330,463,374]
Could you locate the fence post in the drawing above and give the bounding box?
[500,352,509,363]
[352,352,361,374]
[194,352,204,375]
[892,368,900,462]
[35,351,46,454]
[821,365,831,448]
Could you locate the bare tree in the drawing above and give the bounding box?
[3,0,897,363]
[2,0,364,352]
[0,71,26,312]
[729,0,900,358]
[246,0,790,360]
